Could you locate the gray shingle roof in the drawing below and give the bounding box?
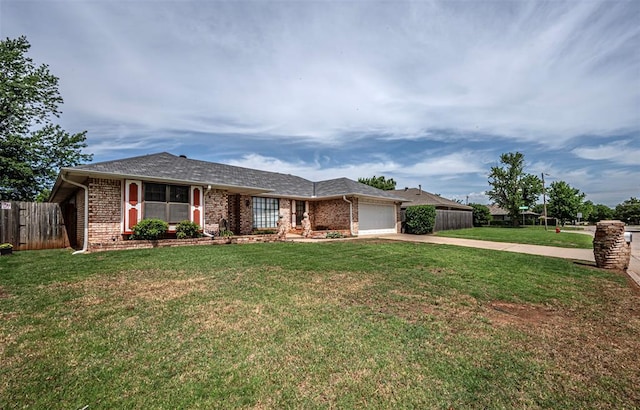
[57,152,404,201]
[315,178,404,200]
[393,188,473,211]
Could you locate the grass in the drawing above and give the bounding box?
[1,241,638,408]
[436,226,594,249]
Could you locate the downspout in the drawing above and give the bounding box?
[61,173,88,254]
[342,196,355,236]
[202,185,214,237]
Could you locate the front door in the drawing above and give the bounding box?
[295,200,305,226]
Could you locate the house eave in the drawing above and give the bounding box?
[49,168,273,203]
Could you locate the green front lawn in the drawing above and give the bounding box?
[1,241,638,408]
[437,226,594,248]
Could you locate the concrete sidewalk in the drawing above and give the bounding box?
[376,233,640,287]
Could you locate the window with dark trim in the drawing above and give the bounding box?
[252,197,279,229]
[144,183,190,223]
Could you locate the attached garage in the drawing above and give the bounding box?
[358,201,397,235]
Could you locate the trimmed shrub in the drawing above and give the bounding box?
[176,220,201,239]
[405,205,436,234]
[470,203,492,227]
[131,219,169,240]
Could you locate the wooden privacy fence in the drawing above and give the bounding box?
[435,209,473,232]
[0,201,69,250]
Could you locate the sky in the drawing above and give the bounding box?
[2,0,639,207]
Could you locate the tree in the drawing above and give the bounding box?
[469,203,492,226]
[587,203,614,223]
[580,200,594,223]
[531,203,545,214]
[615,197,640,225]
[547,180,585,226]
[358,175,396,190]
[486,152,542,226]
[1,36,92,201]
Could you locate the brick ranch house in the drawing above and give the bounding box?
[49,152,405,251]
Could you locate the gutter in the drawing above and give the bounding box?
[61,173,88,254]
[342,196,355,236]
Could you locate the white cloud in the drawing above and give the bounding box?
[226,153,399,182]
[3,0,638,207]
[572,140,640,165]
[5,1,637,147]
[400,151,488,177]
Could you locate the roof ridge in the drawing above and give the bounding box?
[75,151,175,168]
[176,154,313,182]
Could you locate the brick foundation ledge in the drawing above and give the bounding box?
[88,234,278,253]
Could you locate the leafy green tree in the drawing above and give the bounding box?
[358,175,396,191]
[587,203,614,223]
[547,181,585,226]
[615,197,640,225]
[469,203,492,226]
[580,200,594,223]
[531,203,545,214]
[486,152,542,226]
[1,36,92,201]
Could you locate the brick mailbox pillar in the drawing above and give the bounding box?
[593,220,631,271]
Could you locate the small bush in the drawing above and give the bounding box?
[176,220,201,239]
[405,205,436,234]
[219,229,234,237]
[132,219,169,240]
[326,231,344,239]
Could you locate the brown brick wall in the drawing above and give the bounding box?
[204,189,228,234]
[87,178,122,243]
[238,195,253,235]
[279,199,292,231]
[311,198,353,232]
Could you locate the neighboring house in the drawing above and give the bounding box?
[488,204,510,223]
[392,187,473,231]
[49,152,404,251]
[488,204,540,225]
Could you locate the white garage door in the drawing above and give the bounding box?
[358,202,397,235]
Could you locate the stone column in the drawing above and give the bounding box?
[593,220,631,271]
